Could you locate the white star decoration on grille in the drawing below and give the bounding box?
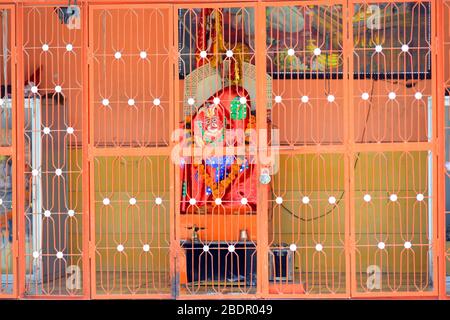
[362,92,369,100]
[388,92,396,100]
[328,196,336,204]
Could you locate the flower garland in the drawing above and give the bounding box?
[193,114,256,200]
[195,162,241,199]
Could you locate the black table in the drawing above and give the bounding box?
[181,241,257,286]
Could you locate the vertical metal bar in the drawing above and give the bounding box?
[8,4,17,299]
[436,0,447,300]
[255,1,268,297]
[173,4,181,300]
[427,1,445,295]
[81,0,91,299]
[430,0,440,298]
[168,4,177,299]
[87,3,96,298]
[15,2,25,299]
[345,0,354,298]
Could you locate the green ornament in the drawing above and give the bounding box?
[182,182,187,197]
[230,97,247,120]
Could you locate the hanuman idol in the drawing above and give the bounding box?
[180,9,258,214]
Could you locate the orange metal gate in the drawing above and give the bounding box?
[0,0,448,299]
[88,3,174,298]
[15,2,89,298]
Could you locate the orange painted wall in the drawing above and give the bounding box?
[23,7,83,143]
[19,8,433,147]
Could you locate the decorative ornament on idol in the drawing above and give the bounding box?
[193,104,226,148]
[193,87,250,148]
[259,167,271,185]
